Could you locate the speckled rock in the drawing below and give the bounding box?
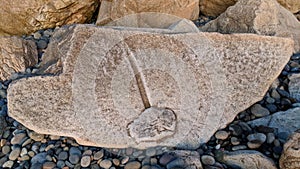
[0,0,99,35]
[96,0,199,25]
[8,24,294,149]
[0,37,37,81]
[201,0,300,53]
[280,130,300,169]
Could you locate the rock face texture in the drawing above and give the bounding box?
[248,107,300,138]
[201,0,300,53]
[105,12,199,33]
[220,150,277,169]
[7,24,294,149]
[0,0,99,36]
[289,74,300,102]
[199,0,238,17]
[200,0,300,17]
[96,0,199,25]
[280,130,300,169]
[0,37,37,81]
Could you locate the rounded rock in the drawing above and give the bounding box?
[9,147,21,161]
[93,150,104,160]
[125,161,142,169]
[2,145,11,155]
[58,151,68,160]
[99,159,112,169]
[247,133,267,144]
[11,133,26,145]
[250,104,270,117]
[215,130,229,140]
[201,155,215,165]
[69,154,80,165]
[2,160,14,168]
[80,156,91,167]
[43,162,56,169]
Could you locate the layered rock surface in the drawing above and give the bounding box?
[8,24,294,149]
[0,37,37,81]
[200,0,300,53]
[96,0,199,25]
[0,0,99,36]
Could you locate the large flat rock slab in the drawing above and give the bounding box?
[0,37,37,81]
[8,24,294,149]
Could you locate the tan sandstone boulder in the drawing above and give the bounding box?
[200,0,300,17]
[280,130,300,169]
[96,0,199,25]
[0,37,37,81]
[0,0,99,36]
[8,24,294,149]
[201,0,300,53]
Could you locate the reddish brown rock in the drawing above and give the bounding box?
[0,0,99,36]
[96,0,199,25]
[8,24,294,149]
[0,37,37,81]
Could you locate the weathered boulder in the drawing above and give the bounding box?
[280,130,300,169]
[0,37,38,81]
[199,0,238,17]
[105,12,199,33]
[200,0,300,53]
[0,0,99,36]
[96,0,199,25]
[219,150,277,169]
[248,107,300,138]
[289,74,300,102]
[200,0,300,17]
[8,24,294,149]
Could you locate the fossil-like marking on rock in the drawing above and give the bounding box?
[128,107,177,142]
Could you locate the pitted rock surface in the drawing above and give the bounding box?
[8,24,294,149]
[280,130,300,169]
[96,0,199,25]
[0,0,99,36]
[0,37,37,81]
[201,0,300,53]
